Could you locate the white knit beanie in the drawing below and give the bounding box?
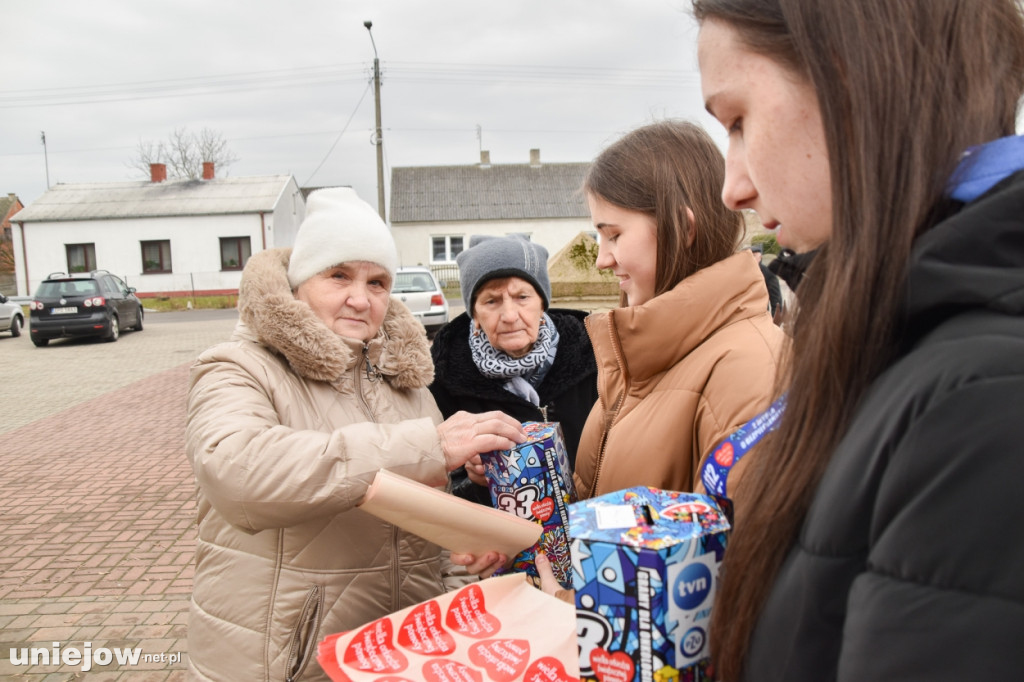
[287,187,398,288]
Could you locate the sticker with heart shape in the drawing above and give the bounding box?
[444,584,502,639]
[530,497,554,522]
[467,638,531,682]
[342,618,409,674]
[522,656,577,682]
[397,600,456,656]
[421,658,484,682]
[589,648,635,682]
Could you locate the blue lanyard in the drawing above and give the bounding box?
[948,134,1024,203]
[700,397,786,498]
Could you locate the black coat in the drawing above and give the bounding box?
[768,248,817,292]
[744,172,1024,680]
[429,308,599,504]
[758,262,783,317]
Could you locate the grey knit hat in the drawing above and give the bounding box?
[456,235,551,312]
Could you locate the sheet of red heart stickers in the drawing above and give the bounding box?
[318,574,580,682]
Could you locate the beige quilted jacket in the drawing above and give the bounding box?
[186,248,454,681]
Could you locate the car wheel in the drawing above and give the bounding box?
[31,334,48,347]
[10,314,22,337]
[133,306,144,331]
[105,314,120,342]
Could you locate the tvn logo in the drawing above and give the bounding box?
[672,560,713,611]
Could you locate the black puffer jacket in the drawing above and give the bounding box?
[429,308,599,504]
[744,172,1024,680]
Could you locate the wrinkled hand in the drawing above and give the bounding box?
[465,455,488,486]
[438,411,526,472]
[450,551,509,578]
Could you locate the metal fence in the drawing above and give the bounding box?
[430,264,461,292]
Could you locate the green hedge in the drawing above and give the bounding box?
[750,233,781,255]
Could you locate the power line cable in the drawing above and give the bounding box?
[0,61,697,107]
[303,81,372,186]
[0,125,632,159]
[0,64,366,96]
[0,65,369,108]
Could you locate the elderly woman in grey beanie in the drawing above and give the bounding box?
[429,234,599,505]
[185,188,525,682]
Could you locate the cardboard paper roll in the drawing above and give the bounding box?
[358,469,542,558]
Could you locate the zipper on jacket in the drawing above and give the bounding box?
[362,344,383,384]
[353,346,400,612]
[353,352,378,423]
[285,584,324,682]
[390,524,400,612]
[588,313,628,497]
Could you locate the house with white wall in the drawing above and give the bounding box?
[11,164,304,298]
[389,150,592,279]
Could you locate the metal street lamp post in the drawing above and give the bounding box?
[364,21,386,222]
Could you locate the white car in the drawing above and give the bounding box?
[392,267,450,336]
[0,293,24,337]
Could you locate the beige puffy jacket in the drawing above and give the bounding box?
[574,252,785,502]
[186,249,454,681]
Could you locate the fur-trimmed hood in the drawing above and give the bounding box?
[234,248,434,388]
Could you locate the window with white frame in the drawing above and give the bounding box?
[431,235,464,263]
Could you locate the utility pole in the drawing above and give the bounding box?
[364,21,386,222]
[41,131,51,189]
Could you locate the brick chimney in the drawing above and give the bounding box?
[479,150,491,168]
[150,163,167,183]
[529,148,541,167]
[202,162,215,180]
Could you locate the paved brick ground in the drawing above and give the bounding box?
[1,364,194,680]
[2,309,237,435]
[0,299,613,680]
[1,311,236,680]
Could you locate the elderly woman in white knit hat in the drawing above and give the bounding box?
[429,234,598,506]
[185,188,525,682]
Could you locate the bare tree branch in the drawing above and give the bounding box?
[127,127,238,179]
[197,128,238,172]
[127,139,166,177]
[167,127,198,179]
[0,240,14,273]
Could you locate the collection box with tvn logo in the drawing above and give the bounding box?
[569,487,730,682]
[481,422,577,588]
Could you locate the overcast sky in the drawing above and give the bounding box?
[1,0,717,216]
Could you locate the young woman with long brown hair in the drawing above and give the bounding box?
[692,0,1024,679]
[572,120,784,502]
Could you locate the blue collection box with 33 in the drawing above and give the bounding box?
[481,422,577,588]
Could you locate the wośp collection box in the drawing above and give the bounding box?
[569,487,730,682]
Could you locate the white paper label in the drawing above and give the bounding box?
[595,504,637,530]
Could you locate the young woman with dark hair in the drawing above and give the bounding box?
[692,0,1024,679]
[572,120,784,501]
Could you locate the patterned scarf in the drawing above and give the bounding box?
[468,313,560,405]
